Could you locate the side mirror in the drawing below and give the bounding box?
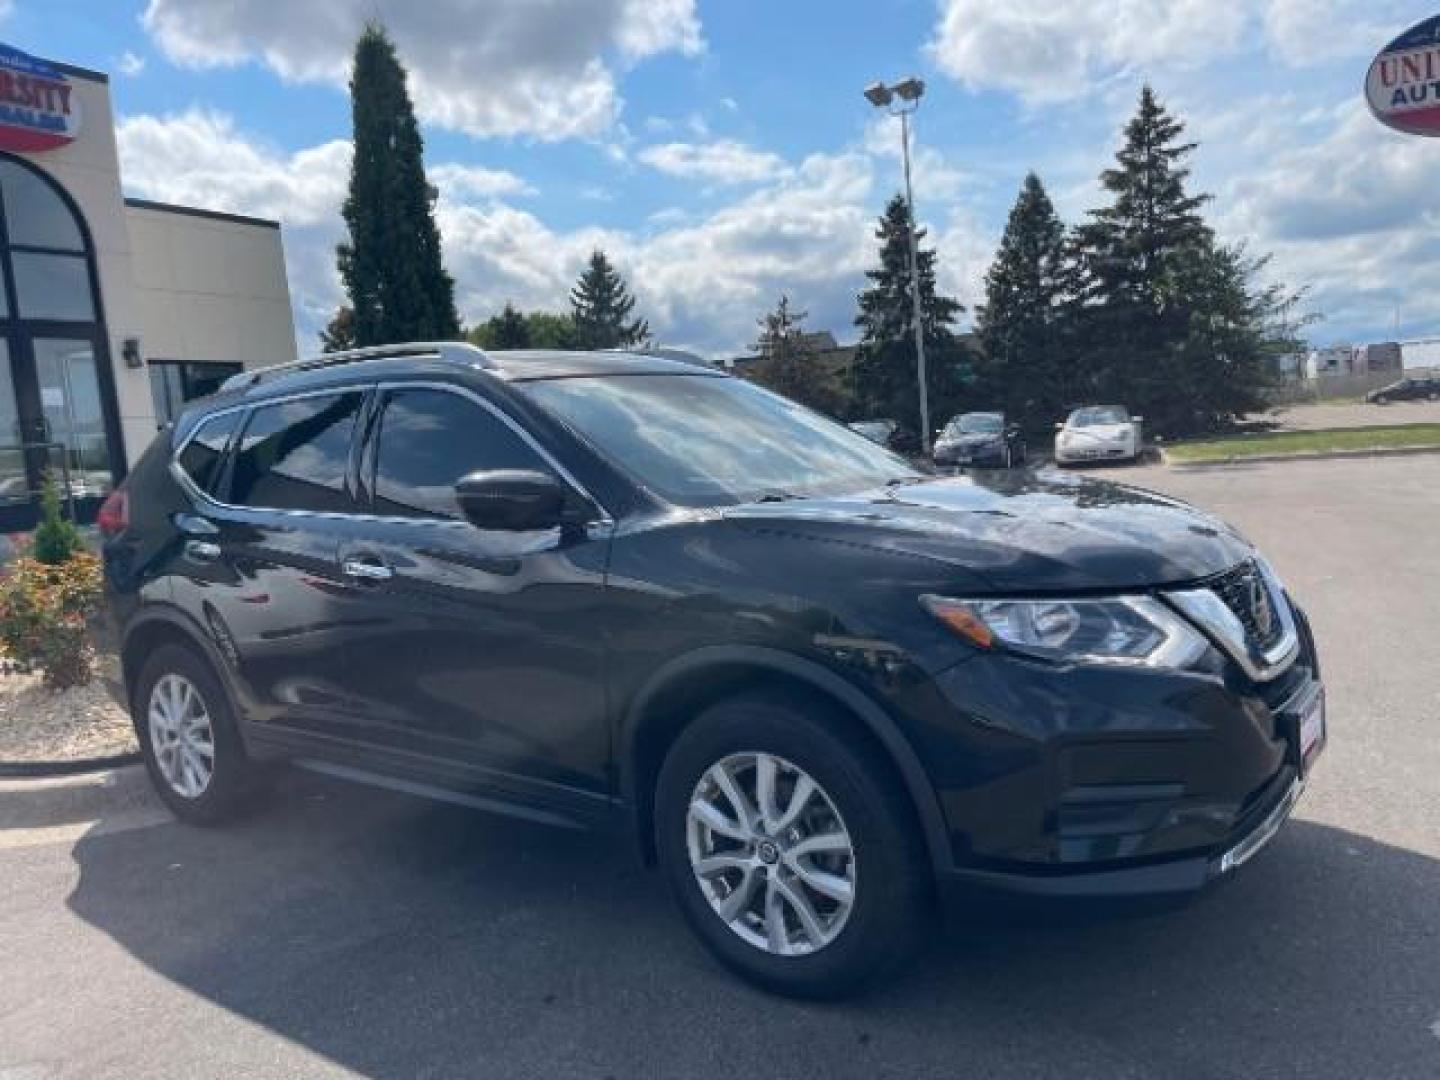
[1053,422,1064,431]
[454,469,572,532]
[1131,416,1144,423]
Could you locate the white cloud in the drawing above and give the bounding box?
[1215,100,1440,338]
[638,139,788,185]
[111,104,906,357]
[428,162,535,200]
[117,50,147,76]
[116,110,348,227]
[140,0,703,141]
[925,1,1418,104]
[927,1,1250,104]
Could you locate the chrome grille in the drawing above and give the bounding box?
[1206,560,1285,653]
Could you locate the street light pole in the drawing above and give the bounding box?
[864,78,931,455]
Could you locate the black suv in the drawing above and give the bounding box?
[101,343,1326,997]
[1366,375,1439,403]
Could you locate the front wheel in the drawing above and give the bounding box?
[655,691,932,998]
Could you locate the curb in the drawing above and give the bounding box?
[1162,443,1440,468]
[0,750,141,779]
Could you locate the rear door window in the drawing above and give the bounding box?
[370,387,552,521]
[230,392,365,512]
[176,411,241,497]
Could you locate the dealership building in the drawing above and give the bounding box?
[0,41,297,529]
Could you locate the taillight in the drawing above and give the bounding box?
[97,487,129,538]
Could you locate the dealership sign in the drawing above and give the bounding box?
[1366,15,1440,136]
[0,42,80,152]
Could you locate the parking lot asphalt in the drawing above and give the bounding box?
[2,454,1438,1080]
[1264,397,1440,431]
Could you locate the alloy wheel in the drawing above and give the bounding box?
[686,752,856,956]
[148,672,215,798]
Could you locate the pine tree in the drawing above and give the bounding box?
[853,195,966,443]
[570,251,649,349]
[1073,86,1285,434]
[1073,85,1211,427]
[747,296,842,415]
[319,306,356,353]
[488,303,531,349]
[336,22,460,347]
[976,173,1077,431]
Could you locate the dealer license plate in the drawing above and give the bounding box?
[1299,690,1326,775]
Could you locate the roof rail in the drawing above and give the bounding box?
[219,341,491,392]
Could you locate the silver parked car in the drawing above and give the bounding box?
[1054,405,1142,465]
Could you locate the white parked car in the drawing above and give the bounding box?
[1054,405,1143,465]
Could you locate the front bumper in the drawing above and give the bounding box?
[912,607,1326,899]
[941,769,1308,898]
[935,448,1007,466]
[1055,441,1136,463]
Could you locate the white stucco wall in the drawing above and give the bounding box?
[125,203,298,372]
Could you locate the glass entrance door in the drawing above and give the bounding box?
[0,340,27,514]
[32,337,113,502]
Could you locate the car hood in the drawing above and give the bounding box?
[1062,423,1133,442]
[721,472,1251,592]
[937,432,1001,448]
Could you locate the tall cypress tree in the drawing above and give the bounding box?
[976,173,1077,430]
[570,251,649,349]
[853,195,966,441]
[337,22,459,347]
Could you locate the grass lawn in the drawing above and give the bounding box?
[1166,423,1440,463]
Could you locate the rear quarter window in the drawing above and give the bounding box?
[176,410,242,497]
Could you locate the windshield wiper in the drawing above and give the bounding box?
[756,490,803,503]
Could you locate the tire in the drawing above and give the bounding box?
[133,642,256,825]
[654,690,933,998]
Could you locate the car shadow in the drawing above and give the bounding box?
[65,771,1440,1079]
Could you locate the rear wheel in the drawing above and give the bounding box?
[134,643,255,825]
[655,691,932,998]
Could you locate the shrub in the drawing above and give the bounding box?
[30,473,84,566]
[0,552,103,689]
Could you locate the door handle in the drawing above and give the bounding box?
[184,540,222,562]
[341,557,393,582]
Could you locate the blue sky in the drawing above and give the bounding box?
[8,0,1440,358]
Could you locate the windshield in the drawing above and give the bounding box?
[519,374,918,507]
[946,413,1003,435]
[1068,406,1130,427]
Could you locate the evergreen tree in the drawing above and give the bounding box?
[570,250,649,349]
[488,303,531,349]
[467,309,577,350]
[747,295,842,415]
[336,22,459,347]
[319,305,356,353]
[1072,85,1211,428]
[853,195,967,443]
[1073,86,1285,434]
[976,173,1078,431]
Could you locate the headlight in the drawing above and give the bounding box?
[921,594,1209,669]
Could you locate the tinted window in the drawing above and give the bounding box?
[372,388,550,520]
[230,393,363,511]
[176,411,241,496]
[519,374,916,508]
